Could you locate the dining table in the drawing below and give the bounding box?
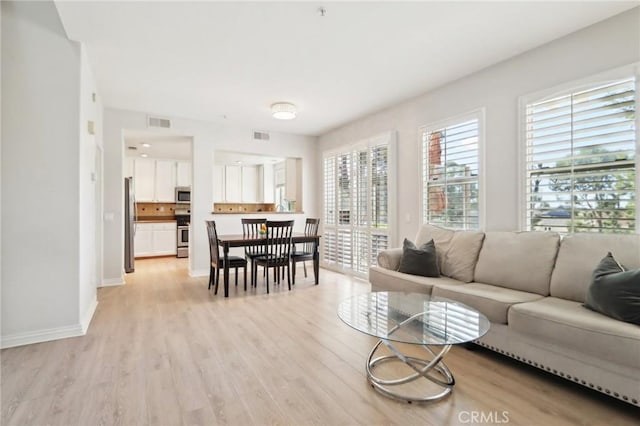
[216,233,322,297]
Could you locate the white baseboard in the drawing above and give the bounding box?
[80,299,98,333]
[1,323,85,349]
[100,277,124,287]
[189,268,209,278]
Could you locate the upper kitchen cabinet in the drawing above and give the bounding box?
[133,158,177,202]
[213,151,302,212]
[133,159,156,201]
[176,161,191,187]
[241,166,258,202]
[155,160,177,202]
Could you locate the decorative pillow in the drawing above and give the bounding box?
[398,238,440,277]
[584,252,640,325]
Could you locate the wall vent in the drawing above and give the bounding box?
[148,116,171,129]
[253,131,270,141]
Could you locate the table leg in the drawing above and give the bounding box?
[223,243,230,297]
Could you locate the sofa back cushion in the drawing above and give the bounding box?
[415,224,454,273]
[414,224,484,283]
[550,233,640,303]
[441,231,485,283]
[474,231,560,295]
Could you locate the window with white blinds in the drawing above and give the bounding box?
[421,114,481,229]
[525,77,637,234]
[323,134,394,276]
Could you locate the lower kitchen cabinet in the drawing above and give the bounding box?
[134,222,177,257]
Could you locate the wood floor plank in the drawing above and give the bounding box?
[2,258,639,426]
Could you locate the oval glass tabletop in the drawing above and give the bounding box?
[338,292,490,345]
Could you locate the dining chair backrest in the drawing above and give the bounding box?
[300,218,320,254]
[265,220,294,260]
[206,220,220,265]
[242,218,267,256]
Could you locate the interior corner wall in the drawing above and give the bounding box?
[1,1,83,346]
[102,108,318,281]
[317,7,640,241]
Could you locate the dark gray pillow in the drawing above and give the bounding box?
[584,252,640,325]
[398,238,440,277]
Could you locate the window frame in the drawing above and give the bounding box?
[518,64,640,234]
[419,108,486,230]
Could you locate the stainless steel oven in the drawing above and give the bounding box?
[175,209,190,258]
[175,186,191,204]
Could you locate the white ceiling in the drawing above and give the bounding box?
[124,130,192,160]
[56,1,637,136]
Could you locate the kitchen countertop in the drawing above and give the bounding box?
[210,211,304,215]
[136,217,177,223]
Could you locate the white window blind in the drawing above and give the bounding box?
[323,135,393,276]
[422,116,480,229]
[525,78,636,234]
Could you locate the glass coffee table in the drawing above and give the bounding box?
[338,291,490,403]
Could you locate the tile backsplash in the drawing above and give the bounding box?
[136,202,178,218]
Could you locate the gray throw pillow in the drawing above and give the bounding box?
[584,252,640,325]
[398,238,440,277]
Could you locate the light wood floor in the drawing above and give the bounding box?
[2,258,638,426]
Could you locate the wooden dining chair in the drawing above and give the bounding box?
[241,218,267,287]
[206,220,247,294]
[254,220,294,294]
[291,218,320,284]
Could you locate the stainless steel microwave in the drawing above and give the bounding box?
[175,186,191,204]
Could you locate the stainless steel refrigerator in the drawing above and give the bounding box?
[124,177,135,273]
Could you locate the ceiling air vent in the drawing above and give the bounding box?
[127,146,138,151]
[253,131,270,141]
[148,116,171,129]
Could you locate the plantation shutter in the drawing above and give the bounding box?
[422,117,480,229]
[525,78,636,233]
[322,133,393,276]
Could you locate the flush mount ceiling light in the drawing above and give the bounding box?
[141,154,148,158]
[271,102,297,120]
[141,143,151,148]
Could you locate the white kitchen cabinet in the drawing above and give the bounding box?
[133,159,156,202]
[153,222,177,255]
[133,159,177,202]
[134,222,177,257]
[262,163,275,203]
[225,165,242,202]
[213,165,225,202]
[176,161,191,187]
[241,166,258,202]
[155,160,177,202]
[134,223,154,256]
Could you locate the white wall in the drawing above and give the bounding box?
[318,7,640,242]
[78,45,102,328]
[103,108,318,282]
[1,1,100,347]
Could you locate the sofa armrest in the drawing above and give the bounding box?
[377,248,403,271]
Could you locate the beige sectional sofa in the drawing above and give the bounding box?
[369,224,640,406]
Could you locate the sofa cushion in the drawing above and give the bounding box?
[377,248,403,270]
[585,253,640,325]
[474,231,560,295]
[369,266,464,294]
[550,233,640,303]
[398,239,440,277]
[509,297,640,369]
[441,231,485,283]
[432,283,543,324]
[414,224,454,272]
